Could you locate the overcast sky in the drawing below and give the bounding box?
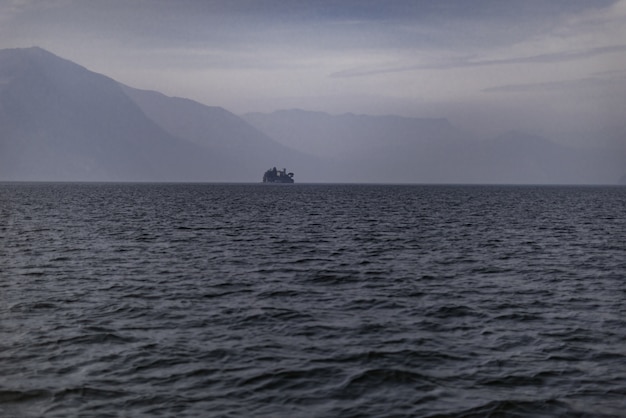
[2,0,626,143]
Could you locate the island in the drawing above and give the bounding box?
[263,167,294,183]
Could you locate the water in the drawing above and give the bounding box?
[1,183,625,417]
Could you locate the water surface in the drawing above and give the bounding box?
[1,183,625,417]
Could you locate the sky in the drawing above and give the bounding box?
[2,0,626,144]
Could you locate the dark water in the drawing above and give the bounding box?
[1,183,625,417]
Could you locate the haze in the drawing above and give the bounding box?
[2,1,625,141]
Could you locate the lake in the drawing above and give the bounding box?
[1,183,625,417]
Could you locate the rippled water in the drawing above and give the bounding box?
[1,183,625,417]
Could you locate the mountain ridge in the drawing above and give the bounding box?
[243,109,623,184]
[0,47,305,182]
[0,47,622,184]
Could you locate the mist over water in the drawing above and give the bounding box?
[1,183,625,417]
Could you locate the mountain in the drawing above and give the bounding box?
[0,47,305,182]
[120,87,318,181]
[0,47,621,184]
[243,109,467,160]
[244,110,624,184]
[242,109,480,183]
[0,47,205,181]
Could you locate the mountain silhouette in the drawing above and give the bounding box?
[0,47,303,182]
[244,110,623,184]
[0,47,622,184]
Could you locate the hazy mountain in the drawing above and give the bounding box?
[0,47,306,182]
[243,109,468,160]
[0,47,621,184]
[120,87,321,180]
[0,47,207,181]
[244,110,624,184]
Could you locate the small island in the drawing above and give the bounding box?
[263,167,294,183]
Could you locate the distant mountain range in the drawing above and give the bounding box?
[0,47,311,182]
[244,110,624,184]
[0,47,623,184]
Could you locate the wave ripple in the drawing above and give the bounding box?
[1,183,625,417]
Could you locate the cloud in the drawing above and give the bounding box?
[482,75,626,93]
[95,0,617,24]
[330,44,626,78]
[2,0,618,51]
[1,0,624,143]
